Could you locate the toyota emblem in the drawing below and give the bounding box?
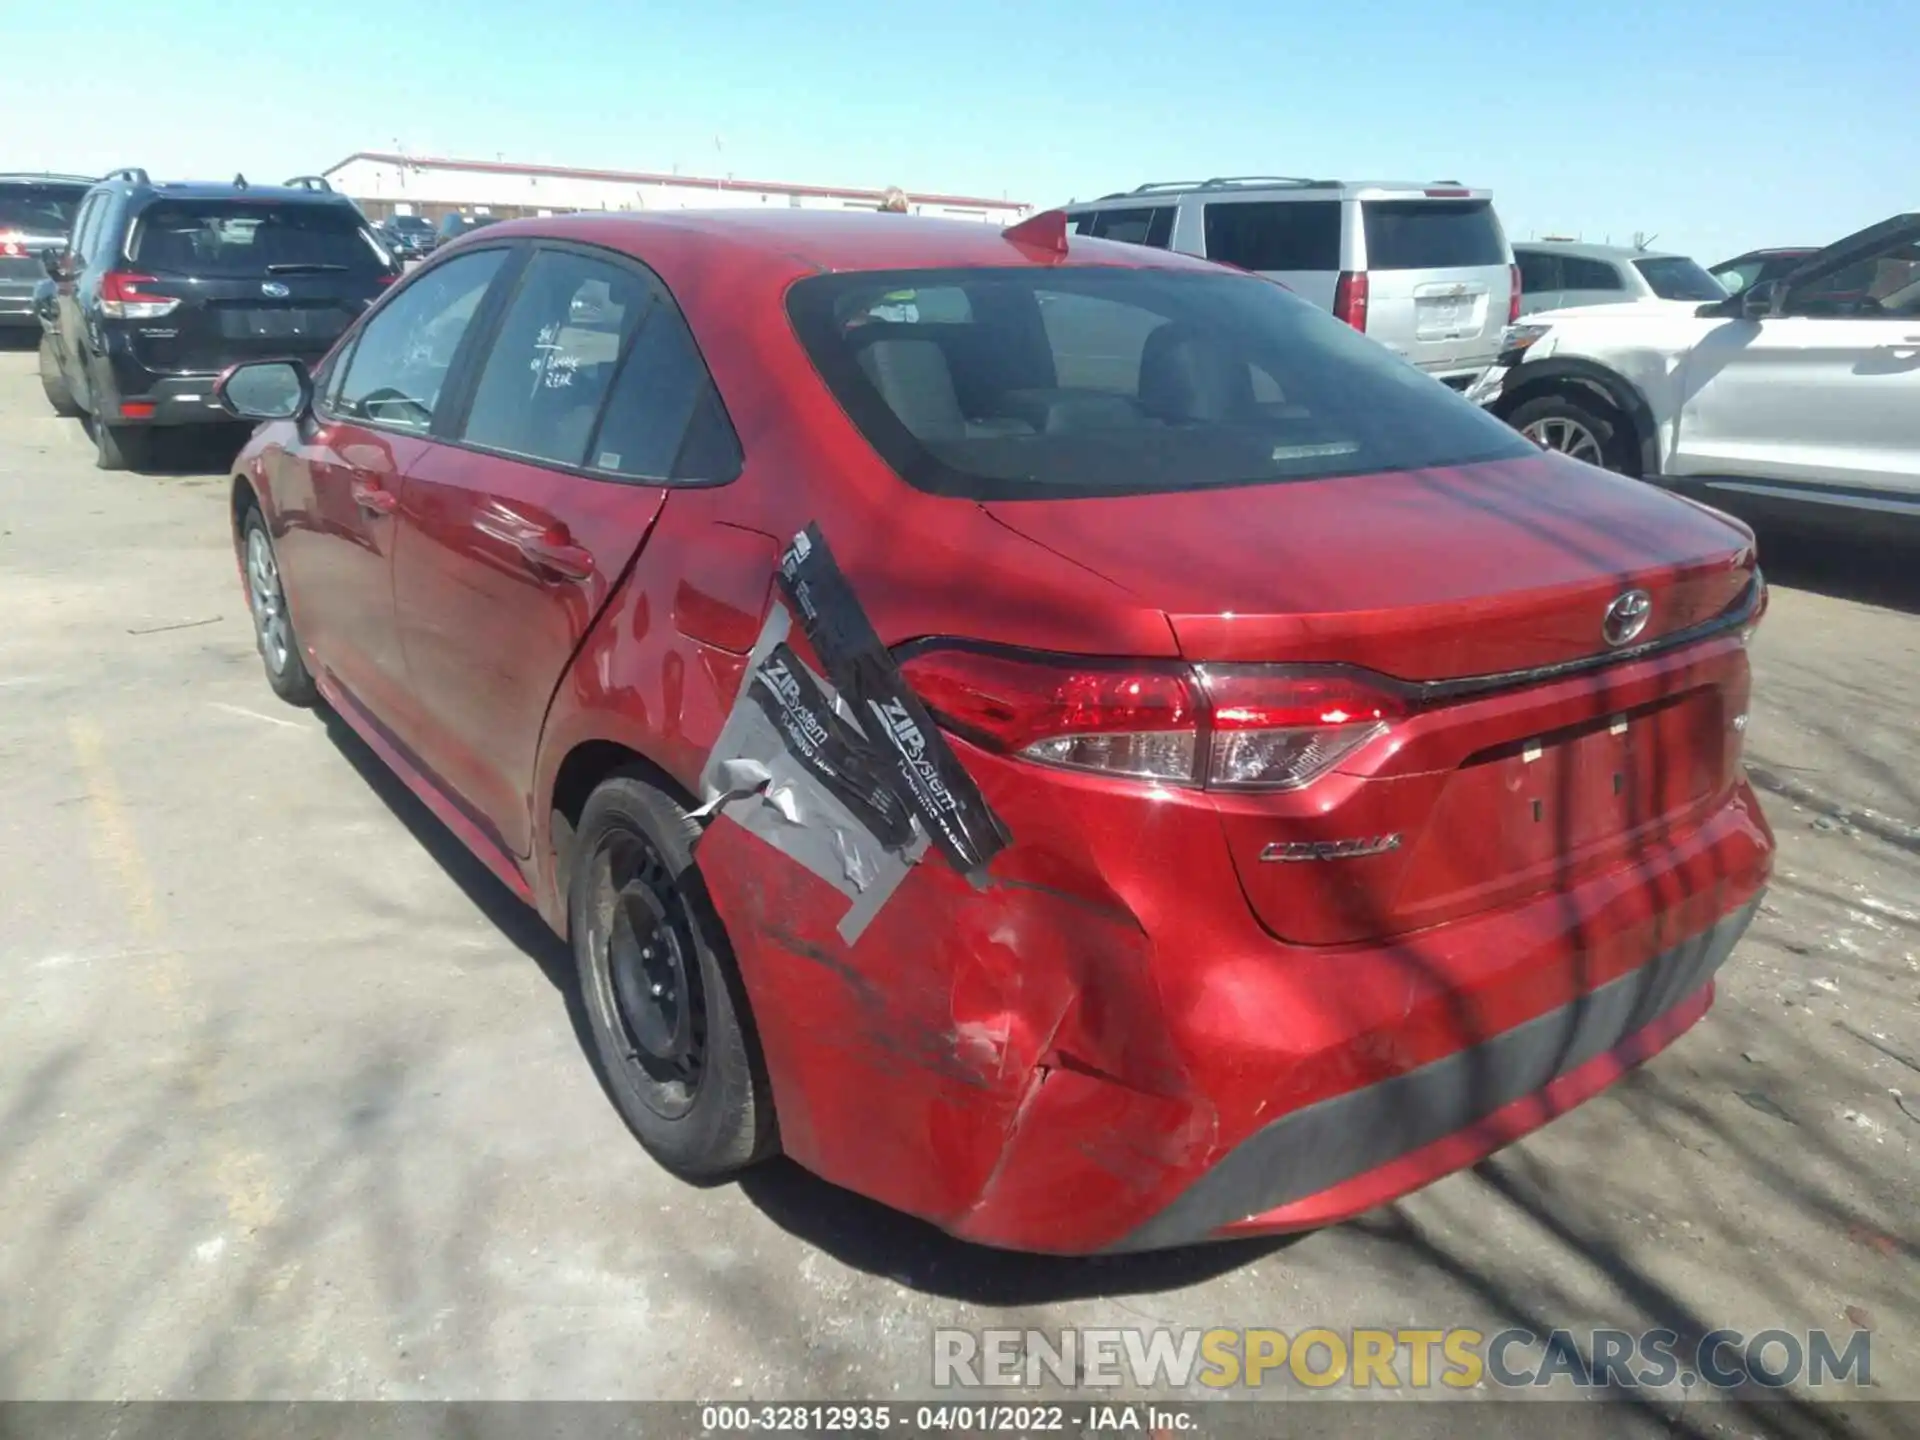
[1602,589,1652,647]
[261,281,291,299]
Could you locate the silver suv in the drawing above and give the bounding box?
[1061,177,1519,388]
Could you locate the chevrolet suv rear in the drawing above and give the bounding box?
[38,168,399,469]
[1062,177,1520,388]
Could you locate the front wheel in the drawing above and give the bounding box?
[1506,392,1635,474]
[240,506,318,706]
[570,774,773,1178]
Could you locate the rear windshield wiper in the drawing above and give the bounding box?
[264,262,350,274]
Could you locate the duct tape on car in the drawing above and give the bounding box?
[775,523,1010,877]
[695,525,1009,941]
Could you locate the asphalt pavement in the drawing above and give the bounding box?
[0,335,1914,1430]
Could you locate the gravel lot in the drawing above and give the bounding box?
[0,334,1914,1430]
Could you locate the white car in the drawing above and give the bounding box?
[1469,213,1920,520]
[1512,241,1724,316]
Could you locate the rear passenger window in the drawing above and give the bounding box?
[1515,251,1560,293]
[460,250,648,466]
[1560,256,1625,291]
[1202,201,1341,272]
[1084,207,1175,249]
[588,300,741,482]
[335,248,506,432]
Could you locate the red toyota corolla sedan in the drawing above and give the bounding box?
[216,208,1772,1254]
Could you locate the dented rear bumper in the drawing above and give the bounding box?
[702,761,1770,1254]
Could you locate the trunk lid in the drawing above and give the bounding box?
[983,452,1759,946]
[121,198,392,373]
[982,451,1755,681]
[1357,195,1513,376]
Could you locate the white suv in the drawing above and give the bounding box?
[1470,213,1920,519]
[1062,177,1519,389]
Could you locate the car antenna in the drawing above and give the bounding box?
[1002,208,1068,255]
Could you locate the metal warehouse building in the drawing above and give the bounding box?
[323,152,1030,225]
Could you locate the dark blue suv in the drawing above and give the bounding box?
[36,169,400,469]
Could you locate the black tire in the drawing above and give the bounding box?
[1506,391,1637,475]
[38,335,79,417]
[570,774,773,1178]
[91,418,148,472]
[239,505,319,706]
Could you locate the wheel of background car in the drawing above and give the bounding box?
[1506,392,1630,474]
[240,507,318,706]
[568,773,774,1178]
[90,419,147,472]
[38,335,79,418]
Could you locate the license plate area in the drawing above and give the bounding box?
[219,307,328,339]
[1396,691,1727,909]
[1415,292,1486,340]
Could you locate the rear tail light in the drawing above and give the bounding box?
[118,401,156,419]
[0,232,25,258]
[1332,270,1369,331]
[898,647,1402,790]
[100,271,181,319]
[1508,263,1523,325]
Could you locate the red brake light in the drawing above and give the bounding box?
[1332,270,1369,331]
[0,232,24,258]
[1424,188,1471,198]
[899,647,1401,790]
[1508,263,1523,325]
[99,271,181,319]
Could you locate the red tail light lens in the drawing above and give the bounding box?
[899,648,1198,783]
[1332,270,1369,331]
[100,271,180,319]
[1196,665,1403,790]
[0,232,24,258]
[1508,263,1523,325]
[899,648,1402,790]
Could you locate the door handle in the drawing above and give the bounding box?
[515,534,596,581]
[351,479,398,516]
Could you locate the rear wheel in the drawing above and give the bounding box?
[91,418,149,472]
[1507,392,1635,474]
[570,774,773,1178]
[37,335,78,417]
[240,506,318,705]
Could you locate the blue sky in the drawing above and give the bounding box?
[11,0,1912,264]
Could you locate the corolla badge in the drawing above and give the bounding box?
[1603,589,1652,648]
[261,281,291,299]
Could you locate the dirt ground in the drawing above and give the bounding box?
[0,335,1913,1434]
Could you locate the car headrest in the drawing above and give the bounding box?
[1138,324,1255,423]
[854,336,966,441]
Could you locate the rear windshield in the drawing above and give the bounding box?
[388,215,433,233]
[787,267,1534,501]
[1633,256,1725,301]
[130,201,388,276]
[1362,200,1506,270]
[0,183,87,233]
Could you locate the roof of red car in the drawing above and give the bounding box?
[474,208,1222,277]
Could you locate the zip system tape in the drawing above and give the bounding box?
[696,524,1010,942]
[775,523,1010,877]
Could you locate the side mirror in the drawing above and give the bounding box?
[215,360,312,421]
